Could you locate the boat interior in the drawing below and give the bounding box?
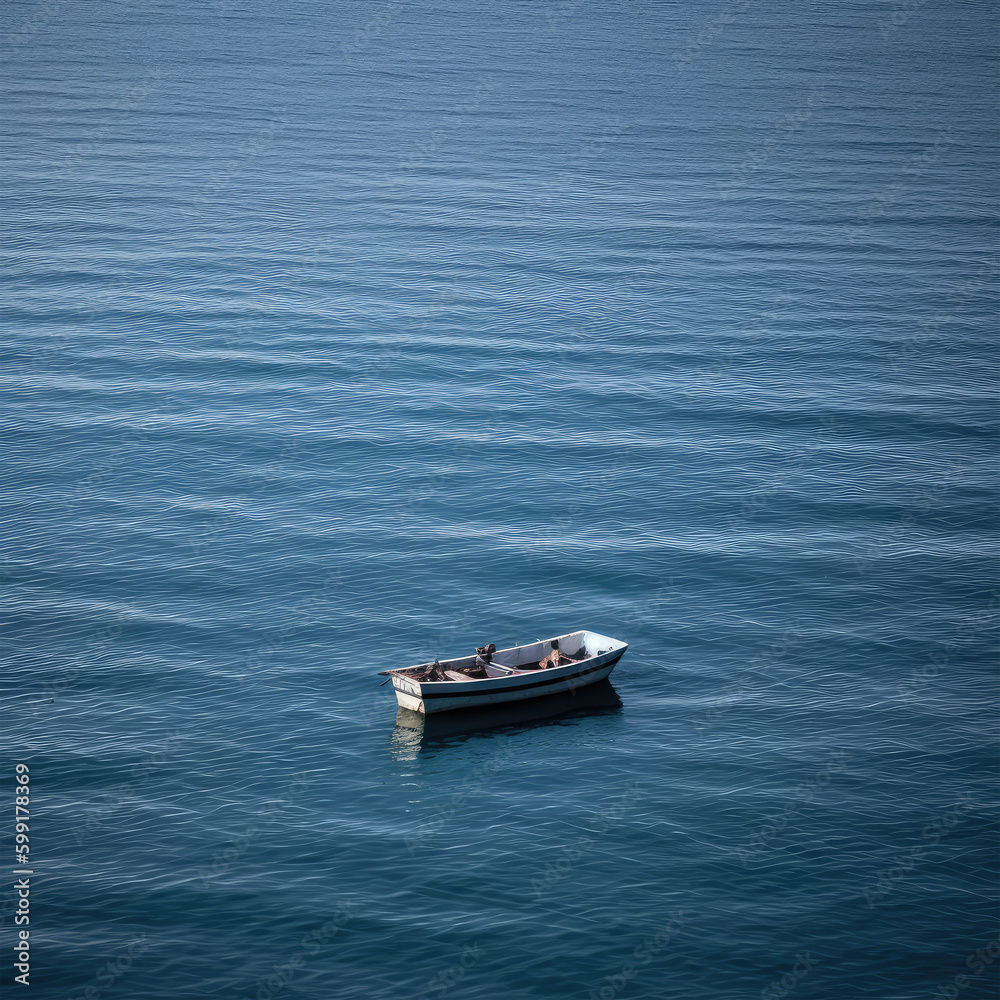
[398,631,621,683]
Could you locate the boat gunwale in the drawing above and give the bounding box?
[388,631,627,694]
[417,654,623,700]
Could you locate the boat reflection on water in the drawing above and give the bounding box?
[389,679,623,758]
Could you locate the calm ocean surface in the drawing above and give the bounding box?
[2,2,998,998]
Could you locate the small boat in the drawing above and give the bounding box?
[379,630,628,715]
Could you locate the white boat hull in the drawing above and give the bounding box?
[388,630,628,715]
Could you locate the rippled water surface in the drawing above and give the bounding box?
[2,2,998,998]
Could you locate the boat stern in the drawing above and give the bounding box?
[391,674,426,713]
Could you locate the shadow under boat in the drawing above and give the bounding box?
[390,679,623,746]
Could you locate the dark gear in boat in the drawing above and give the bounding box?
[414,660,448,681]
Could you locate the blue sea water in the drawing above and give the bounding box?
[2,1,998,998]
